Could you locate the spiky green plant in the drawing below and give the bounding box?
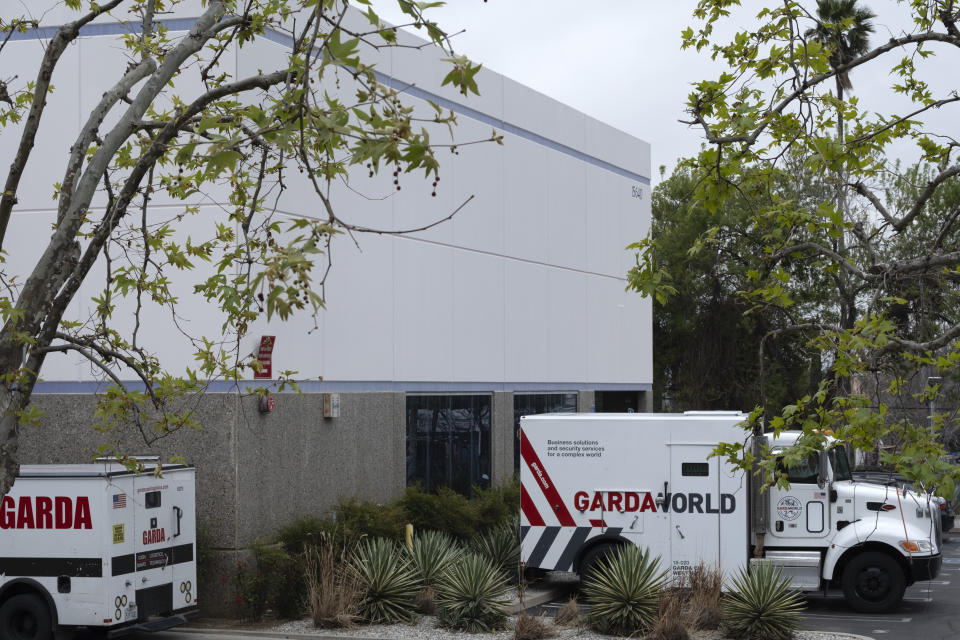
[435,551,511,632]
[406,530,461,588]
[581,545,667,636]
[469,519,520,574]
[722,562,805,640]
[351,537,420,624]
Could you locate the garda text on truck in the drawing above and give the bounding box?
[519,412,941,613]
[0,462,198,640]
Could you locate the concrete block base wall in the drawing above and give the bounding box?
[19,389,531,615]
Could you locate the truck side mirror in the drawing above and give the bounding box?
[817,450,828,489]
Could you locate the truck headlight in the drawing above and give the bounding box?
[900,539,933,553]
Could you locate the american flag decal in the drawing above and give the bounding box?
[113,493,127,509]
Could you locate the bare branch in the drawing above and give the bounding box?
[768,241,869,280]
[853,164,960,232]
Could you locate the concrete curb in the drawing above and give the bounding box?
[506,585,571,614]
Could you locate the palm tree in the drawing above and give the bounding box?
[805,0,876,141]
[805,0,876,389]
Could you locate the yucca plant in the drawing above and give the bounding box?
[722,562,805,640]
[435,551,512,632]
[581,545,667,636]
[351,537,420,624]
[407,530,461,587]
[470,519,520,575]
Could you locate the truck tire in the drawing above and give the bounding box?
[0,593,53,640]
[580,543,620,586]
[841,551,906,613]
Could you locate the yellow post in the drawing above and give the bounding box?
[405,523,414,551]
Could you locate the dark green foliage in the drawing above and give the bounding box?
[633,165,818,414]
[337,498,406,543]
[399,486,477,540]
[722,563,804,640]
[277,498,405,555]
[233,542,304,621]
[399,480,519,541]
[277,515,340,555]
[435,551,511,632]
[352,537,420,623]
[581,545,666,636]
[473,480,521,529]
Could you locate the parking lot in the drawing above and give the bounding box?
[797,533,960,639]
[534,534,960,640]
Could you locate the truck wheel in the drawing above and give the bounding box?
[580,543,620,586]
[0,594,53,640]
[841,551,906,613]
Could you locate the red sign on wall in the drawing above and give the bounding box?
[254,335,275,379]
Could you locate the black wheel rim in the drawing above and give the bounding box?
[856,566,892,601]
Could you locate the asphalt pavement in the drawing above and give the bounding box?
[797,532,960,640]
[57,535,960,640]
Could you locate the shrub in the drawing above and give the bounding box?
[650,585,689,640]
[435,551,511,632]
[553,597,580,627]
[581,545,667,636]
[473,478,521,531]
[469,519,519,574]
[352,537,420,623]
[337,498,406,542]
[722,563,804,640]
[304,534,362,628]
[278,515,340,555]
[513,611,553,640]
[685,563,723,630]
[399,486,476,540]
[233,542,304,621]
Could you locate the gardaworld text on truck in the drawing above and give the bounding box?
[0,462,198,639]
[519,412,941,613]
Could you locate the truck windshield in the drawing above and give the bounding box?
[829,446,852,481]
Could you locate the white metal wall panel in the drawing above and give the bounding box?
[393,239,454,381]
[7,9,652,388]
[504,260,550,382]
[451,250,506,381]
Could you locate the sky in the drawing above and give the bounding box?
[368,1,954,185]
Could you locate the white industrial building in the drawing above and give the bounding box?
[5,1,651,610]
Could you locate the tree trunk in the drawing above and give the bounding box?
[0,388,21,497]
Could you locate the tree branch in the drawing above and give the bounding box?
[0,0,125,252]
[853,164,960,232]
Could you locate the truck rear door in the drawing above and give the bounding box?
[133,474,176,618]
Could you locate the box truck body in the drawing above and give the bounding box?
[520,412,941,612]
[0,463,197,639]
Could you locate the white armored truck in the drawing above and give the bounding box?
[519,412,941,612]
[0,462,197,639]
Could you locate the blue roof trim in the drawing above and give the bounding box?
[32,380,651,394]
[10,19,650,186]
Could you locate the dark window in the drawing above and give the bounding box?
[514,393,578,470]
[144,491,161,509]
[682,462,710,477]
[406,395,491,496]
[777,454,820,484]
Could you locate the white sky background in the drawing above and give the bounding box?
[369,0,955,185]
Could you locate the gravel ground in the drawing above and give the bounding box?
[273,616,867,640]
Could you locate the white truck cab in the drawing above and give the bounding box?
[519,412,941,612]
[0,462,198,639]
